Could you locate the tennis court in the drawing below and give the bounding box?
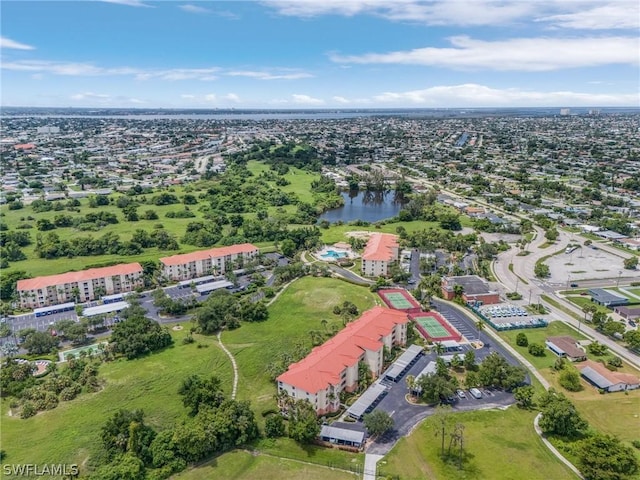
[378,289,422,313]
[412,313,461,342]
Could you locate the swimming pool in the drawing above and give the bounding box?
[321,249,348,259]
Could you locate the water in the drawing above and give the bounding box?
[321,250,348,259]
[319,190,406,224]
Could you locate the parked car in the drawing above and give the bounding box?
[469,388,483,399]
[629,320,637,328]
[457,389,467,399]
[570,283,578,287]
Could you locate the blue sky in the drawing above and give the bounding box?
[1,0,639,108]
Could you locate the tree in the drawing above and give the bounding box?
[101,409,156,464]
[178,375,225,416]
[516,332,529,347]
[513,385,535,409]
[578,433,639,480]
[363,410,394,437]
[358,360,373,392]
[538,389,588,438]
[463,349,476,371]
[559,366,583,392]
[623,329,640,349]
[287,399,319,443]
[528,343,545,357]
[416,373,457,404]
[432,405,452,457]
[22,331,59,355]
[623,256,638,270]
[534,262,550,278]
[280,239,297,258]
[544,228,558,241]
[110,307,173,359]
[587,341,608,356]
[265,414,286,438]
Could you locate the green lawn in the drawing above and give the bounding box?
[0,329,233,467]
[223,276,379,417]
[246,160,320,204]
[175,449,359,480]
[383,407,576,480]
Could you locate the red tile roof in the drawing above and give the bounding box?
[277,306,409,394]
[14,143,36,150]
[362,233,398,261]
[159,243,258,266]
[17,263,143,291]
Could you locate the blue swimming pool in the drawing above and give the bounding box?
[321,250,348,259]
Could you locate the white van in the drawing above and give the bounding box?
[469,388,482,399]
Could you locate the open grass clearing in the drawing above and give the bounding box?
[223,276,379,419]
[0,329,233,467]
[383,407,576,480]
[174,449,359,480]
[246,160,320,204]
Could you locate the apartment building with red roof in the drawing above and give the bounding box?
[17,263,143,309]
[361,233,399,277]
[277,306,409,415]
[160,243,258,281]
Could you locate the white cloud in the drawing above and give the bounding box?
[263,0,534,26]
[223,93,240,102]
[1,60,220,80]
[70,92,145,105]
[102,0,153,7]
[330,35,639,71]
[332,96,351,104]
[2,60,315,82]
[537,2,639,30]
[264,0,639,30]
[181,94,196,99]
[226,70,313,80]
[371,83,639,107]
[1,36,35,50]
[204,94,217,102]
[179,4,211,14]
[292,94,325,105]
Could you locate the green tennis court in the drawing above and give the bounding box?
[416,317,450,338]
[383,292,414,309]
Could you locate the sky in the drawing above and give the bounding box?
[1,0,639,108]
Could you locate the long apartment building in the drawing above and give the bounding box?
[159,243,259,281]
[17,263,144,309]
[361,233,399,277]
[276,306,409,415]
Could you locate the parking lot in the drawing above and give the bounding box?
[547,245,627,284]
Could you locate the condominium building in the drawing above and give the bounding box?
[361,233,399,277]
[276,306,409,415]
[17,263,144,309]
[159,243,259,281]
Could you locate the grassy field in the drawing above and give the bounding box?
[563,295,617,315]
[175,449,359,480]
[223,276,380,418]
[499,322,640,446]
[0,329,233,467]
[246,160,320,204]
[383,407,576,480]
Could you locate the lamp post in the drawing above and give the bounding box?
[617,270,622,288]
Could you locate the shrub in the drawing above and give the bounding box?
[264,414,286,438]
[559,367,583,392]
[528,343,545,357]
[516,333,528,347]
[20,401,36,419]
[607,356,623,368]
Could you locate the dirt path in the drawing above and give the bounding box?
[217,331,238,400]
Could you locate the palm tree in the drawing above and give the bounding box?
[475,320,485,338]
[406,374,416,399]
[433,342,445,356]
